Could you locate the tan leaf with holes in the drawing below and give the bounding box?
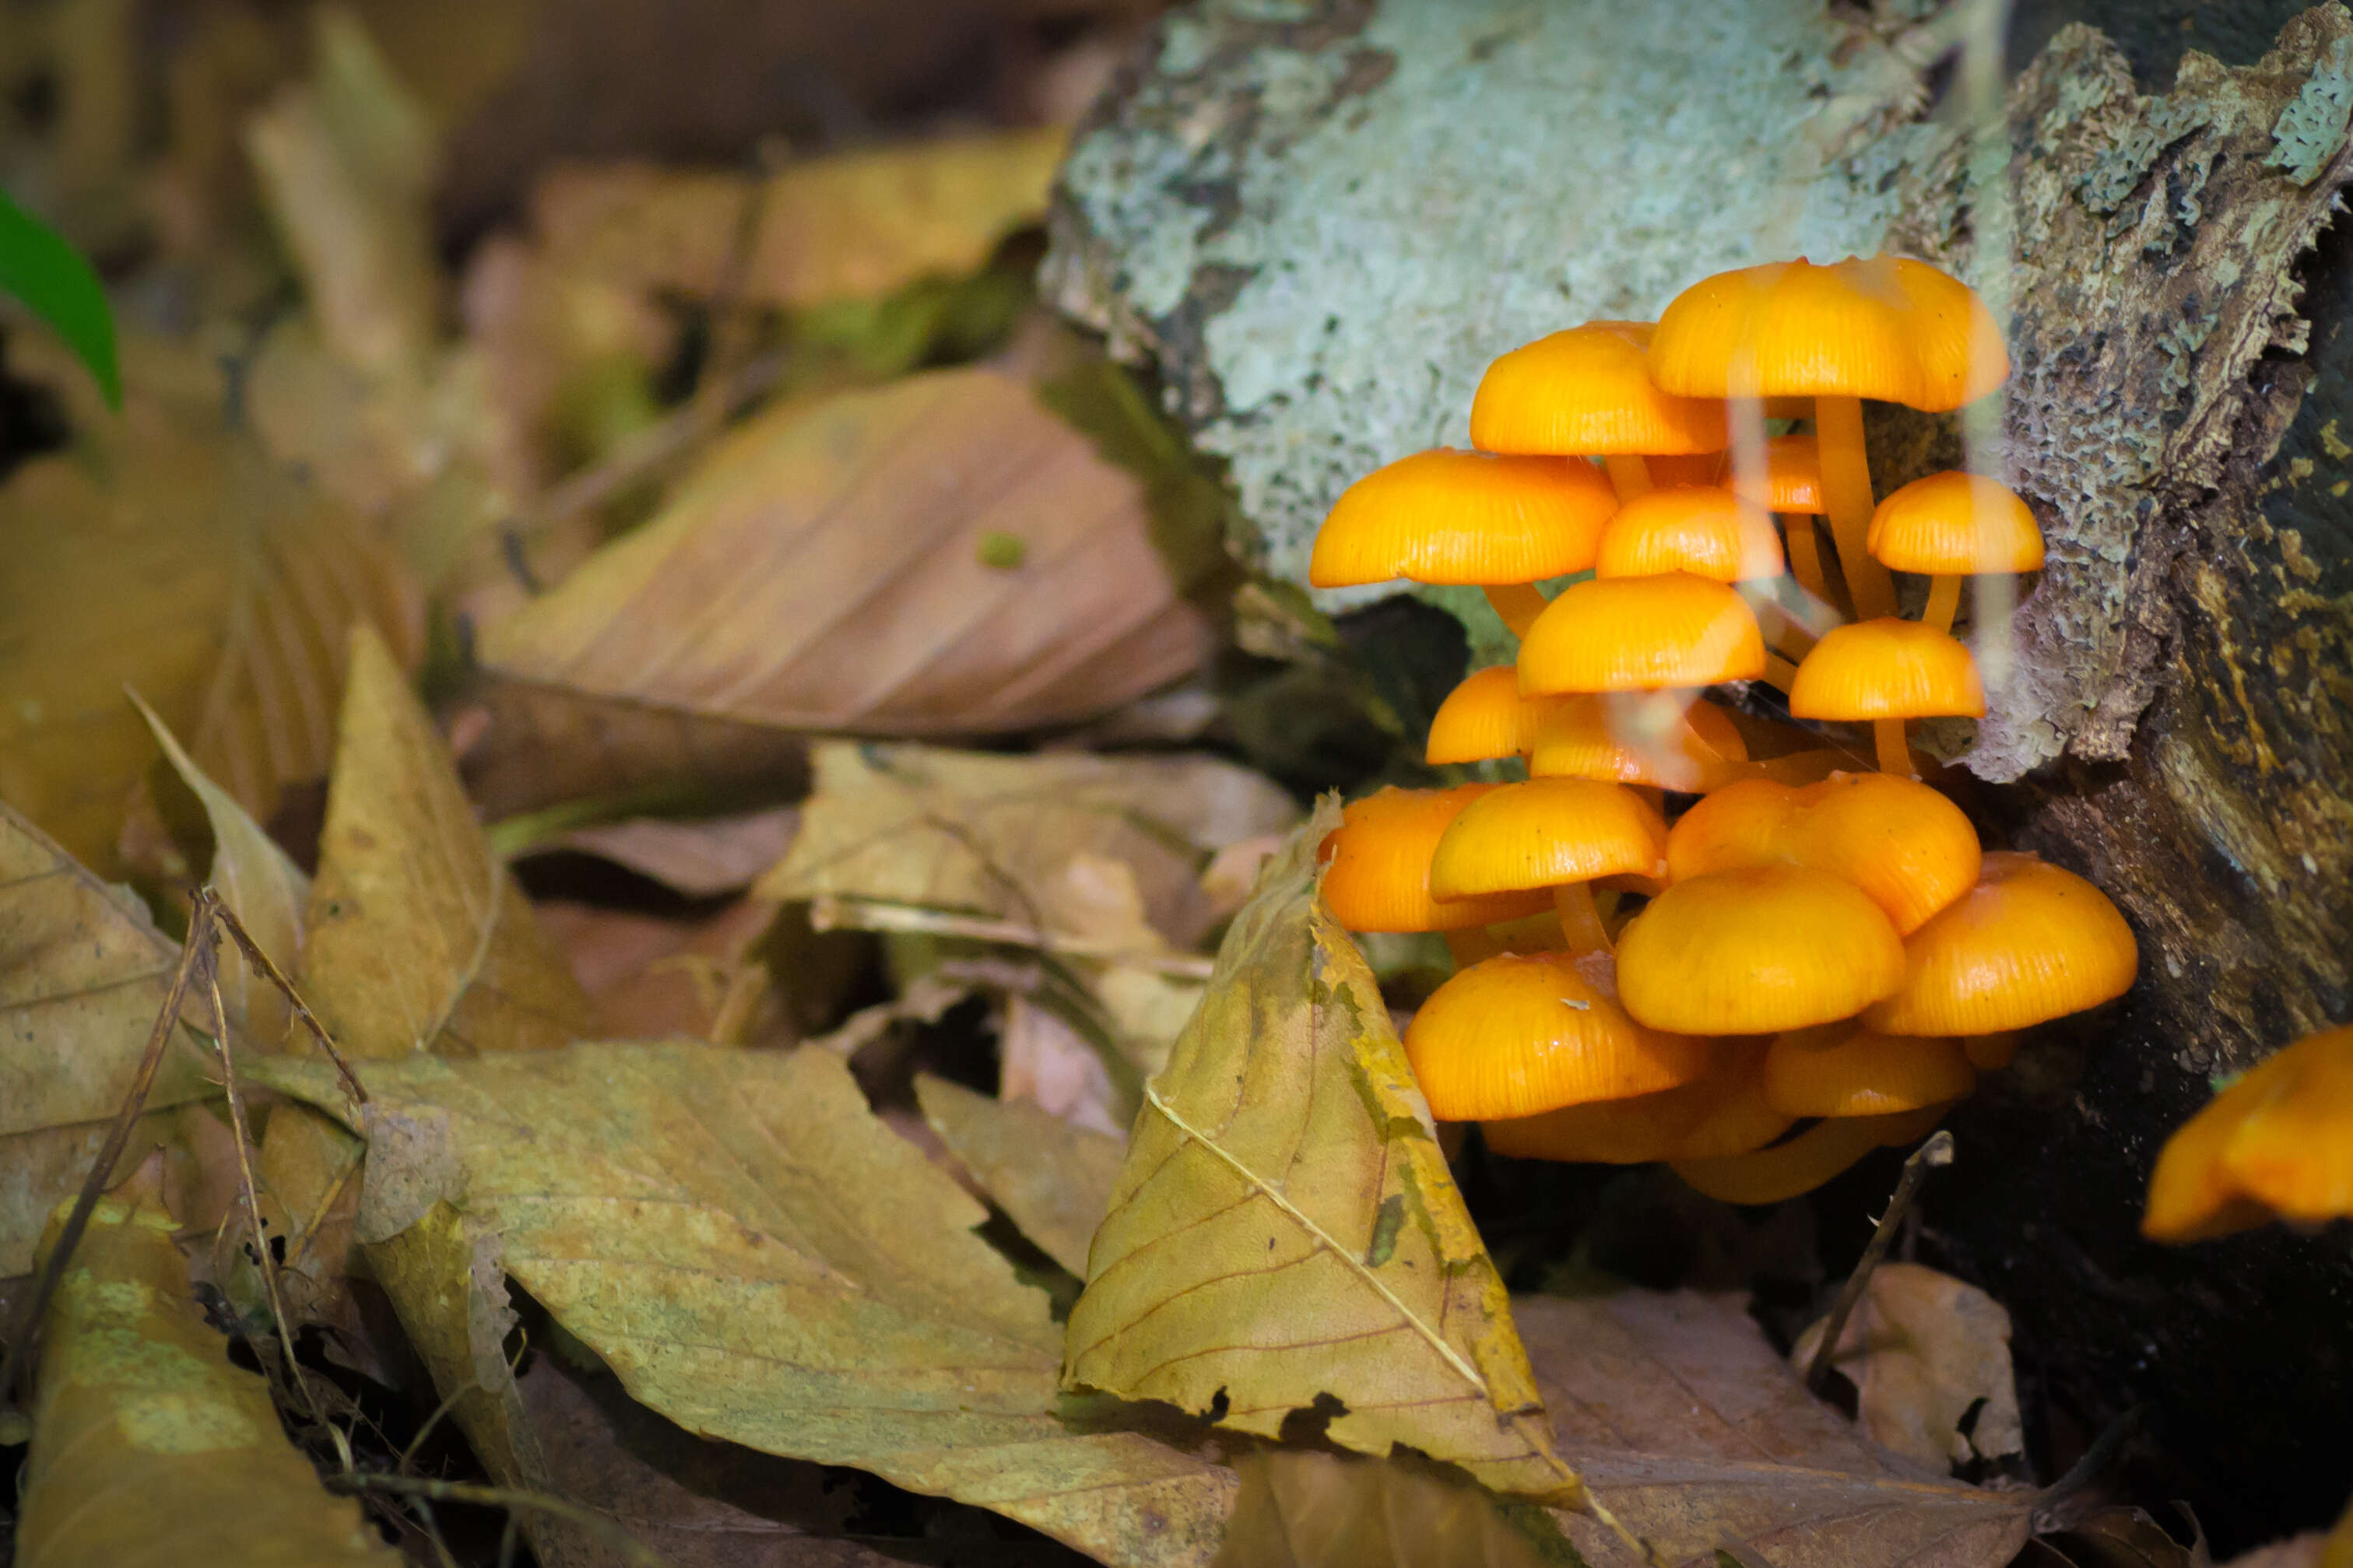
[299,625,595,1058]
[1792,1261,2026,1472]
[1062,803,1586,1505]
[479,369,1213,739]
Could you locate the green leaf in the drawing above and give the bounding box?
[0,192,119,409]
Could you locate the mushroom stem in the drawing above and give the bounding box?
[1604,454,1652,503]
[1482,583,1548,638]
[1554,882,1612,956]
[1814,395,1898,622]
[1923,573,1964,635]
[1670,1115,1889,1204]
[1780,514,1828,602]
[1761,653,1800,693]
[1872,717,1913,777]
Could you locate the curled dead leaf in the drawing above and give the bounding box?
[1792,1261,2026,1474]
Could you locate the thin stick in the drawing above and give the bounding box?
[807,896,1217,977]
[1805,1128,1954,1398]
[0,900,215,1405]
[332,1472,668,1568]
[210,899,367,1107]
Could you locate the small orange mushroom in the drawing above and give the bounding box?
[2143,1024,2353,1242]
[1864,851,2137,1037]
[1309,447,1621,636]
[1470,321,1728,501]
[1593,485,1786,584]
[1319,785,1553,933]
[1518,572,1765,694]
[1429,777,1667,951]
[1614,865,1907,1035]
[1867,471,2046,635]
[1787,617,1986,777]
[1425,665,1565,765]
[1484,1042,1789,1164]
[1403,951,1714,1121]
[1761,1026,1975,1117]
[1527,692,1748,793]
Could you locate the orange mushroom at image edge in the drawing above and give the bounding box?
[1305,250,2142,1202]
[2143,1023,2353,1244]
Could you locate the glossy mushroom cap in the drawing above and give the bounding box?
[1470,321,1729,456]
[1428,778,1669,898]
[1615,865,1908,1034]
[1319,785,1554,932]
[1726,434,1825,514]
[2143,1024,2353,1241]
[1528,693,1748,792]
[1762,1026,1975,1117]
[1867,471,2046,575]
[1864,851,2138,1035]
[1425,665,1563,765]
[1648,256,2011,411]
[1309,447,1620,588]
[1666,771,1982,935]
[1519,573,1765,693]
[1404,951,1713,1120]
[1594,485,1786,583]
[1788,618,1987,721]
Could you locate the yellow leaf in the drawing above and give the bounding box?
[0,802,226,1275]
[1062,802,1586,1505]
[1210,1449,1575,1568]
[13,1162,399,1566]
[479,369,1214,740]
[917,1073,1126,1277]
[535,129,1067,309]
[252,1041,1238,1568]
[132,694,310,1051]
[299,625,595,1059]
[0,344,423,873]
[1792,1261,2025,1472]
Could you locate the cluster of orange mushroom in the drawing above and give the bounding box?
[1312,254,2142,1203]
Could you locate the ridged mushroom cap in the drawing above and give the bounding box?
[1867,470,2046,575]
[1864,851,2137,1034]
[1527,693,1748,791]
[1762,1025,1976,1117]
[1318,785,1554,932]
[1310,447,1620,588]
[1519,574,1765,694]
[1428,778,1669,899]
[1594,485,1786,583]
[1616,865,1907,1035]
[1424,665,1564,765]
[1471,321,1729,456]
[1787,618,1986,721]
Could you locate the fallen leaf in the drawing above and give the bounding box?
[536,896,783,1043]
[254,1041,1238,1567]
[1792,1261,2025,1473]
[1062,803,1587,1503]
[0,801,227,1275]
[132,695,309,1051]
[1210,1448,1578,1568]
[917,1073,1126,1275]
[999,991,1129,1136]
[0,338,422,873]
[299,625,596,1059]
[244,1100,369,1350]
[451,681,812,822]
[12,1160,399,1566]
[760,741,1298,952]
[1515,1289,2037,1567]
[479,369,1214,739]
[513,806,800,898]
[533,129,1066,309]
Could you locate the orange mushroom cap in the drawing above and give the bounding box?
[1428,778,1669,899]
[1648,256,2010,411]
[1319,785,1554,932]
[1309,447,1619,588]
[2143,1024,2353,1241]
[1404,952,1715,1121]
[1616,865,1907,1035]
[1863,851,2138,1035]
[1470,321,1729,456]
[1762,1026,1975,1117]
[1425,665,1564,765]
[1726,434,1825,514]
[1484,1041,1786,1163]
[1666,771,1982,935]
[1594,485,1786,583]
[1670,1047,1800,1159]
[1518,573,1765,694]
[1671,1105,1950,1204]
[1787,618,1986,721]
[1528,693,1749,792]
[1867,471,2046,575]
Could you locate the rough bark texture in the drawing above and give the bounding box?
[1048,0,2353,1544]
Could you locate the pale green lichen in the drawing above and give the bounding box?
[47,1272,263,1454]
[2265,31,2353,184]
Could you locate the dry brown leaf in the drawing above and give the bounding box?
[0,802,230,1275]
[1792,1261,2025,1473]
[916,1073,1126,1275]
[253,1041,1237,1567]
[518,807,799,898]
[1210,1448,1577,1568]
[1515,1290,2037,1568]
[533,129,1066,308]
[300,625,595,1059]
[1063,803,1586,1505]
[0,341,423,874]
[999,991,1128,1135]
[479,369,1214,738]
[761,741,1298,952]
[13,1160,399,1567]
[536,896,783,1043]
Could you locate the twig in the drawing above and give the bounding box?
[209,898,368,1107]
[331,1472,668,1567]
[808,895,1217,977]
[1804,1129,1955,1398]
[0,898,215,1406]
